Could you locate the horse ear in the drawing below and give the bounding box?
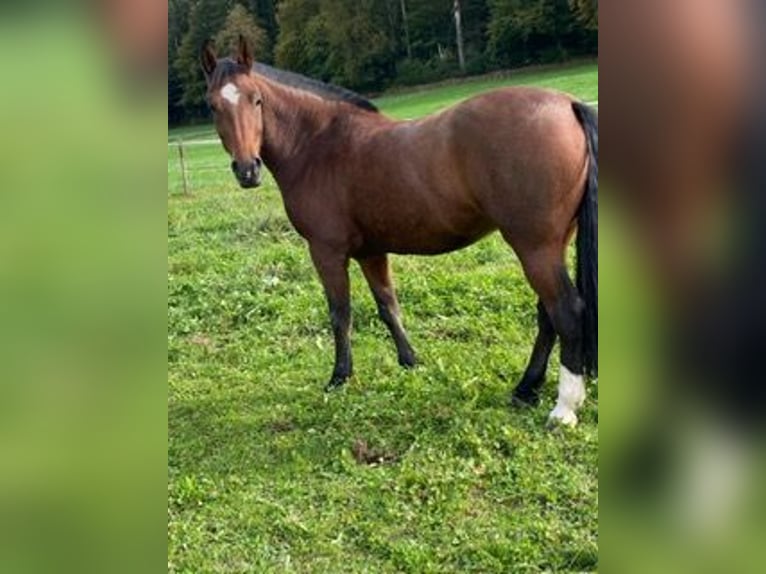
[200,39,217,79]
[236,34,254,71]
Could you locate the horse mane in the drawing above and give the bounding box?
[253,63,379,113]
[214,58,379,113]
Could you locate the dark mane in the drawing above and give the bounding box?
[214,58,378,113]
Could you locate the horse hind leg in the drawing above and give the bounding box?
[511,299,556,407]
[545,268,587,426]
[516,247,587,426]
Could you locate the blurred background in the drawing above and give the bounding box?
[0,1,166,573]
[601,1,766,572]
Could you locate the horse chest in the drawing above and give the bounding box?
[280,188,350,245]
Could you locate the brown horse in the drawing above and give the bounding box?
[200,37,598,426]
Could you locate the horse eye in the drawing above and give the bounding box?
[254,98,262,107]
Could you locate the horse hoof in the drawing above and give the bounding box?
[324,377,348,392]
[547,405,578,428]
[510,387,540,408]
[398,354,417,369]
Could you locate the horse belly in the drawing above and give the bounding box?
[351,117,496,256]
[353,191,494,256]
[383,227,493,256]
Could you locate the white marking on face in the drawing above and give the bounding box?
[548,365,586,427]
[220,82,241,105]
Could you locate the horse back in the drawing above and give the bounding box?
[285,87,588,257]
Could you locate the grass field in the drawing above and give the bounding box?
[168,63,598,573]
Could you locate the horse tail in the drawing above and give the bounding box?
[572,101,598,378]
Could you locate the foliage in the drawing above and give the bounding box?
[171,0,277,122]
[215,4,268,62]
[570,0,598,31]
[486,0,594,68]
[169,0,597,125]
[168,64,598,572]
[321,0,397,90]
[273,0,325,78]
[395,57,458,87]
[174,0,235,117]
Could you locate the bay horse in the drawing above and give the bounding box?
[200,37,598,426]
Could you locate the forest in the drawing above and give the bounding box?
[169,0,597,125]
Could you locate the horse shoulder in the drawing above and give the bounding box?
[280,181,361,252]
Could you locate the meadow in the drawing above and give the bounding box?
[168,62,598,573]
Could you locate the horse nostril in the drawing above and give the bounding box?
[231,159,260,185]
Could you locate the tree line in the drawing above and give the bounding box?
[169,0,597,125]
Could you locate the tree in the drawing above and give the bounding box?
[407,0,451,61]
[274,0,328,79]
[400,0,412,59]
[275,0,397,90]
[569,0,597,31]
[175,0,234,113]
[322,0,396,89]
[215,4,268,60]
[486,0,592,67]
[461,0,490,64]
[169,0,596,124]
[453,0,466,72]
[245,0,280,60]
[168,0,192,124]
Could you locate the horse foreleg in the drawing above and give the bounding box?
[358,255,417,368]
[309,244,353,391]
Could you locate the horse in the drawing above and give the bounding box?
[199,36,598,426]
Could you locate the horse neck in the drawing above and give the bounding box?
[257,78,346,188]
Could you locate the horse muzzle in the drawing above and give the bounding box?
[232,158,262,189]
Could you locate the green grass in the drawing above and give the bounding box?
[168,63,598,573]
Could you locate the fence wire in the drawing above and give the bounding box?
[168,139,235,195]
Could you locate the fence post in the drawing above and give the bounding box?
[177,138,189,195]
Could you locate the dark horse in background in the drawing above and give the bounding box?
[200,36,598,426]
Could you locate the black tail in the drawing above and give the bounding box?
[572,101,598,377]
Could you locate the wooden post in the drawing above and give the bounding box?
[177,139,189,195]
